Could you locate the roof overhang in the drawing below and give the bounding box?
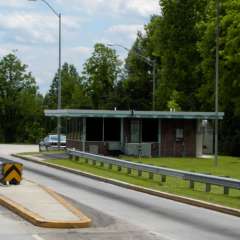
[44,109,224,120]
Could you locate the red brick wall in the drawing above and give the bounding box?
[161,119,196,157]
[66,140,82,150]
[85,142,108,155]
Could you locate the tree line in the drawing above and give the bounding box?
[0,0,239,156]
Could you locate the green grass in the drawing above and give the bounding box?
[46,156,240,209]
[119,155,240,179]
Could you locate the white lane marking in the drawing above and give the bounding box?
[32,234,45,240]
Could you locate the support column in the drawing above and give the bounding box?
[158,119,162,156]
[102,118,105,142]
[120,118,124,151]
[196,120,203,157]
[82,118,86,152]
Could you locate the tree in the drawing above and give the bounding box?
[151,0,207,110]
[0,53,44,143]
[44,63,90,109]
[122,33,155,110]
[197,0,240,155]
[82,43,122,109]
[44,63,90,134]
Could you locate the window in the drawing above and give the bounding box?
[176,128,184,142]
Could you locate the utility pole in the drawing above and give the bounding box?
[215,0,220,167]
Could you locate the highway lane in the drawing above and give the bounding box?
[0,145,239,240]
[5,153,240,240]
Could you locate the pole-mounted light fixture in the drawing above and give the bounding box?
[28,0,62,150]
[107,44,156,111]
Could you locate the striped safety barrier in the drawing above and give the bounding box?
[0,159,23,185]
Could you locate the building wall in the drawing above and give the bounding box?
[67,118,197,157]
[161,119,196,157]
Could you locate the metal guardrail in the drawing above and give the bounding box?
[67,149,240,194]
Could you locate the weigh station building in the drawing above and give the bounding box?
[45,110,224,157]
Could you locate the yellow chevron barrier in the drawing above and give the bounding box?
[1,161,23,185]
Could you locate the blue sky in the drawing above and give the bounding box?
[0,0,160,94]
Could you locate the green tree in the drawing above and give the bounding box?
[82,43,122,109]
[197,0,240,155]
[0,53,44,143]
[44,63,90,109]
[152,0,207,110]
[122,33,155,110]
[44,63,90,134]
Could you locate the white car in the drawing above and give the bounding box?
[39,134,66,151]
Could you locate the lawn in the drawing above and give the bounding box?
[119,155,240,179]
[45,155,240,209]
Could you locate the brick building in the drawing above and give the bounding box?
[45,110,224,157]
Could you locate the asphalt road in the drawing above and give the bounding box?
[1,145,240,240]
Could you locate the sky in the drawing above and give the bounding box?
[0,0,160,94]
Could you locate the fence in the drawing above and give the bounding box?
[67,149,240,195]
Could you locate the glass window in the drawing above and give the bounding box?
[176,128,184,142]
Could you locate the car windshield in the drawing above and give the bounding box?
[49,135,66,141]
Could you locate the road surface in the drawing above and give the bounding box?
[0,144,240,240]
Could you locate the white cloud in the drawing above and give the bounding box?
[57,0,159,17]
[69,46,92,55]
[126,0,159,16]
[0,0,160,94]
[0,11,84,44]
[107,24,144,40]
[0,0,26,8]
[0,48,9,56]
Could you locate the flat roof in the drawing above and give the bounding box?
[44,109,224,120]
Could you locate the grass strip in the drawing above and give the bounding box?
[46,157,240,210]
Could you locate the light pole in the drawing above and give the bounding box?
[215,0,220,167]
[108,44,156,111]
[29,0,62,150]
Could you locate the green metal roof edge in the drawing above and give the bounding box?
[44,109,224,120]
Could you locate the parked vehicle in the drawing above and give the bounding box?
[39,134,66,151]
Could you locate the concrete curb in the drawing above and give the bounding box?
[13,154,240,218]
[0,180,91,228]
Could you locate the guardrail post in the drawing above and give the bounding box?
[92,160,96,166]
[117,166,122,172]
[127,168,131,175]
[161,175,166,183]
[69,154,73,160]
[223,176,230,195]
[224,186,229,195]
[85,158,88,164]
[189,180,194,189]
[138,170,142,177]
[149,172,154,180]
[205,183,211,192]
[108,164,112,169]
[100,162,104,167]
